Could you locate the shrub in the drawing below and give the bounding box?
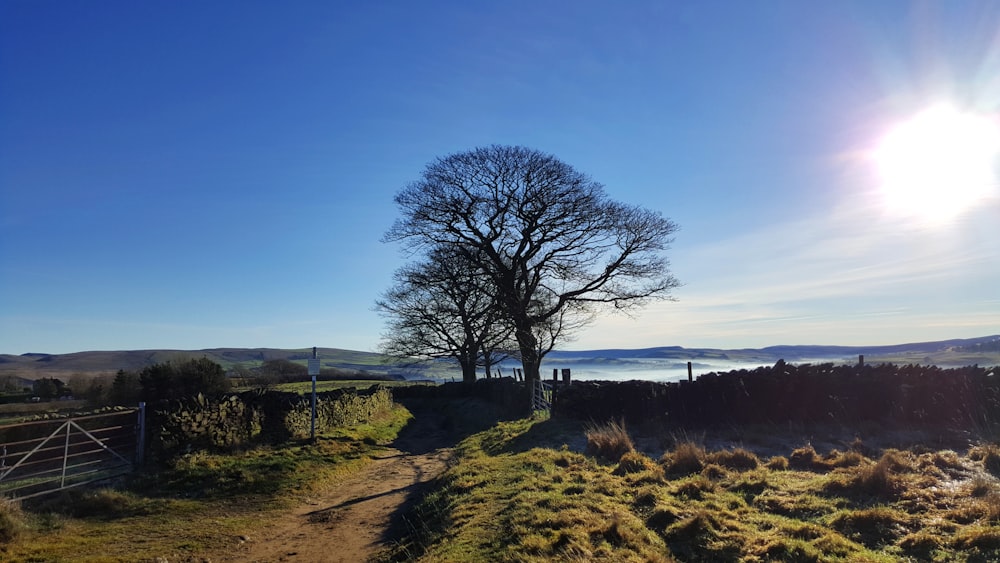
[584,419,634,462]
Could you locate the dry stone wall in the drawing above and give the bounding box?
[149,385,392,459]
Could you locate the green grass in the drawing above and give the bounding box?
[13,399,1000,562]
[0,404,414,562]
[384,419,1000,562]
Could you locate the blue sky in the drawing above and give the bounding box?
[1,1,998,355]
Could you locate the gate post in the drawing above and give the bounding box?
[136,402,146,465]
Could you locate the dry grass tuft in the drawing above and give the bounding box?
[645,505,681,531]
[926,449,964,471]
[848,436,876,457]
[789,444,830,471]
[0,501,25,543]
[969,475,993,497]
[757,537,825,562]
[829,506,911,548]
[825,449,867,468]
[674,475,716,499]
[613,451,661,477]
[700,463,729,480]
[664,509,718,542]
[765,455,789,471]
[821,450,915,500]
[585,419,634,462]
[952,526,1000,551]
[982,493,1000,523]
[854,452,909,499]
[706,447,759,471]
[899,529,944,555]
[661,441,705,475]
[972,444,1000,476]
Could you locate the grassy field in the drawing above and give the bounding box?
[0,404,414,562]
[0,399,90,424]
[385,417,1000,562]
[272,379,436,394]
[8,398,1000,561]
[866,350,1000,367]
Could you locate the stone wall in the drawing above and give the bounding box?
[149,385,392,459]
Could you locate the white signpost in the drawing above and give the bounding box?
[308,347,320,440]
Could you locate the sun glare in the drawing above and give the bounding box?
[875,104,1000,223]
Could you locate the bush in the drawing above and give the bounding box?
[585,419,634,462]
[140,358,230,402]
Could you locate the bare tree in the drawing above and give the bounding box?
[385,145,680,385]
[376,245,516,383]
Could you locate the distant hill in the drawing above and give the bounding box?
[1,335,997,379]
[0,347,399,379]
[547,335,1000,366]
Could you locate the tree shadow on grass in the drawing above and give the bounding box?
[391,396,511,454]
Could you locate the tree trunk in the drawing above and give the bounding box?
[512,323,541,409]
[459,358,477,384]
[481,349,492,381]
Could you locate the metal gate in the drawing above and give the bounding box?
[533,379,553,412]
[0,406,144,500]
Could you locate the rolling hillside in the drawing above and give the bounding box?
[1,335,997,379]
[0,347,396,378]
[548,334,1000,365]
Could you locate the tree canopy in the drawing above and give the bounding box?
[384,145,680,384]
[376,244,516,383]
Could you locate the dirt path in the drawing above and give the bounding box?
[205,406,455,563]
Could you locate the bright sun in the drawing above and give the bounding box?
[875,104,1000,222]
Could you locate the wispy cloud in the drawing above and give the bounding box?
[578,200,1000,348]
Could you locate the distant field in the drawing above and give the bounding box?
[866,350,1000,366]
[274,379,436,394]
[0,399,89,424]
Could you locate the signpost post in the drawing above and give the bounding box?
[308,347,320,440]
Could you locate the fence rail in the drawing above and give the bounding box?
[0,407,143,500]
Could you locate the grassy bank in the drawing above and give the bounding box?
[0,404,413,562]
[386,417,1000,561]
